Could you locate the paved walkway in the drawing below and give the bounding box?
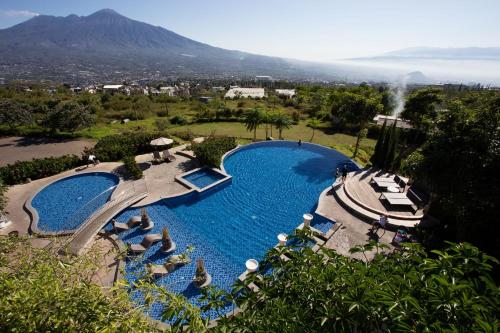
[133,144,197,206]
[0,136,95,166]
[317,187,395,261]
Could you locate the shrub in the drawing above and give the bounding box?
[0,236,158,332]
[170,115,187,125]
[0,155,83,185]
[171,130,194,141]
[191,136,237,167]
[91,132,173,162]
[122,155,143,180]
[0,179,6,211]
[156,110,169,117]
[154,119,169,131]
[213,236,500,332]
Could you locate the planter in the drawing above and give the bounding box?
[277,233,287,246]
[160,241,177,254]
[246,259,259,272]
[303,213,313,228]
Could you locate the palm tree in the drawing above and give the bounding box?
[307,118,321,142]
[244,107,264,141]
[273,113,292,140]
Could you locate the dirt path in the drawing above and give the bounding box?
[0,136,96,166]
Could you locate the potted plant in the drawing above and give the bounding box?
[193,258,211,288]
[160,227,176,253]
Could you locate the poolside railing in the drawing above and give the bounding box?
[62,185,118,232]
[61,179,148,255]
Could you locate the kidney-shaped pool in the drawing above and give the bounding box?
[30,172,119,233]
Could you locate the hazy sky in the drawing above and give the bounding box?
[1,0,499,61]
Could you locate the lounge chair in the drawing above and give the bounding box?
[161,150,176,162]
[112,216,142,232]
[128,233,162,254]
[152,151,163,164]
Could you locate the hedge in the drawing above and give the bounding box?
[91,132,174,162]
[191,136,237,167]
[0,155,84,185]
[122,156,143,180]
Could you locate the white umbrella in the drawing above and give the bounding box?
[150,137,173,146]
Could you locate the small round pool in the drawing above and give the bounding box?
[30,172,119,233]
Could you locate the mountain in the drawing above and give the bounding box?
[355,47,500,61]
[0,9,317,82]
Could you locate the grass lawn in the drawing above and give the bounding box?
[76,119,375,165]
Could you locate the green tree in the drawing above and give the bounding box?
[211,234,499,332]
[402,94,500,258]
[0,236,159,332]
[0,100,33,129]
[370,120,387,166]
[43,102,95,133]
[401,88,442,134]
[384,121,400,170]
[0,179,6,211]
[273,112,293,139]
[307,118,321,142]
[244,107,264,141]
[352,128,368,159]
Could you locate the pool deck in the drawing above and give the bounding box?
[0,144,198,236]
[131,144,197,206]
[317,185,395,261]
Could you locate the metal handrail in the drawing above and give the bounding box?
[63,179,147,252]
[63,185,118,232]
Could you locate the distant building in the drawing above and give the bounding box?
[373,115,412,129]
[225,87,265,99]
[212,86,225,92]
[70,86,82,94]
[255,75,273,82]
[159,86,176,96]
[275,89,296,98]
[103,84,124,93]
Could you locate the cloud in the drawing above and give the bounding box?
[1,10,40,18]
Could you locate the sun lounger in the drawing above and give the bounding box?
[112,216,142,232]
[380,193,417,213]
[161,150,176,162]
[372,176,395,182]
[379,192,409,199]
[372,179,401,189]
[128,233,162,254]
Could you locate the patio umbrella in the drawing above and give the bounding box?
[150,137,173,146]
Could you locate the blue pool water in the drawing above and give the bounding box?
[182,168,226,189]
[31,172,119,232]
[111,141,357,320]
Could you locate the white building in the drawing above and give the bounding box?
[373,115,412,129]
[224,87,265,99]
[275,89,296,98]
[255,75,273,82]
[103,84,124,93]
[159,86,176,96]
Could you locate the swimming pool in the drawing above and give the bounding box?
[111,141,357,320]
[30,172,119,233]
[182,168,226,189]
